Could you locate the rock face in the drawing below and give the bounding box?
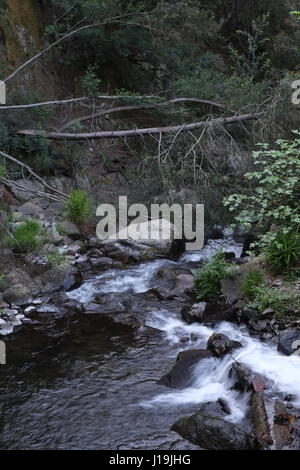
[207,333,242,358]
[277,329,300,356]
[158,349,213,388]
[182,301,238,324]
[35,265,81,293]
[171,413,258,450]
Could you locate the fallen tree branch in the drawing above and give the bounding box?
[18,113,263,141]
[0,150,68,200]
[0,92,169,110]
[0,177,66,204]
[59,98,232,131]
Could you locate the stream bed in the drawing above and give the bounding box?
[0,233,299,450]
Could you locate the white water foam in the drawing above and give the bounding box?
[142,311,300,421]
[68,259,174,302]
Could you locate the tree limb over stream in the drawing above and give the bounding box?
[17,112,262,141]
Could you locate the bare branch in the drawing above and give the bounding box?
[17,113,263,141]
[0,150,68,200]
[59,98,232,131]
[0,92,168,110]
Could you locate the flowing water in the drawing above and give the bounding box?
[0,232,299,449]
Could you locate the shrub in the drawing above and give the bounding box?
[7,219,41,252]
[224,134,300,258]
[66,190,91,224]
[241,269,266,299]
[265,230,300,274]
[247,285,299,317]
[194,251,235,301]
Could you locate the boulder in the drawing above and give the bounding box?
[230,362,269,392]
[100,218,177,259]
[251,393,273,449]
[171,413,258,450]
[277,329,300,356]
[182,301,238,324]
[207,333,242,358]
[58,221,81,240]
[18,202,44,217]
[35,264,81,293]
[158,349,213,388]
[2,284,32,305]
[181,302,207,323]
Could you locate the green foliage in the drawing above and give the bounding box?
[81,64,102,96]
[241,269,265,299]
[224,134,300,257]
[66,189,91,224]
[194,251,235,301]
[247,285,299,317]
[265,230,300,274]
[45,251,66,268]
[7,219,41,253]
[0,164,4,179]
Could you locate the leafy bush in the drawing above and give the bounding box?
[66,190,91,224]
[224,134,300,257]
[241,269,265,299]
[247,285,299,317]
[7,219,41,252]
[194,251,235,301]
[265,230,300,274]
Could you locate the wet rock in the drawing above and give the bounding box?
[35,264,81,293]
[273,400,295,449]
[207,333,242,358]
[230,362,269,392]
[73,255,91,270]
[182,301,238,324]
[197,400,230,418]
[171,413,258,450]
[277,328,300,356]
[2,284,32,305]
[90,257,115,268]
[251,392,273,448]
[36,304,59,314]
[158,349,213,388]
[181,302,207,323]
[58,221,81,240]
[65,241,82,255]
[241,307,257,322]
